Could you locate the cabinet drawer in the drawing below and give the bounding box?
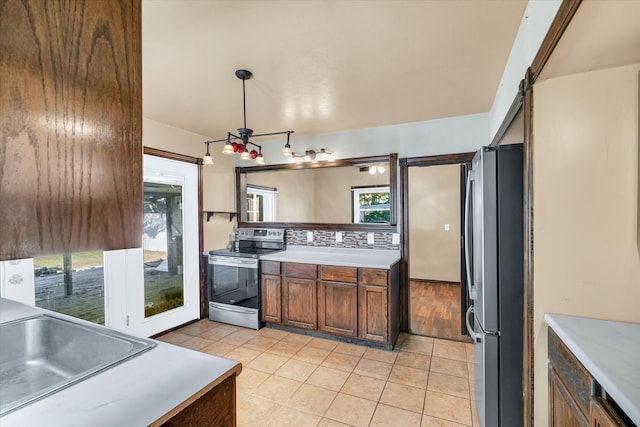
[261,261,280,275]
[319,265,357,283]
[359,268,388,286]
[548,329,592,419]
[283,262,317,279]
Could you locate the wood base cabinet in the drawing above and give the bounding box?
[283,277,317,330]
[548,329,630,427]
[318,266,358,337]
[282,262,318,330]
[261,274,282,324]
[261,260,400,348]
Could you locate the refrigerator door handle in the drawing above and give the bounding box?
[464,170,477,300]
[465,306,480,343]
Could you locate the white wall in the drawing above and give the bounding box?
[532,63,640,425]
[236,112,490,166]
[489,0,562,142]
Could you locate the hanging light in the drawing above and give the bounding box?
[203,142,214,165]
[222,133,234,155]
[202,69,294,165]
[281,131,292,156]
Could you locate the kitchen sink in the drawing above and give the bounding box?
[0,314,156,416]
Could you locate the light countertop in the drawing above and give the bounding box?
[545,313,640,425]
[260,245,401,269]
[0,298,241,426]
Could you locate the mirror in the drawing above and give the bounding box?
[236,154,397,230]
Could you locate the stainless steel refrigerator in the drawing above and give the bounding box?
[464,144,523,427]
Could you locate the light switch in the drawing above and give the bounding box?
[392,233,400,245]
[367,232,375,245]
[444,224,450,231]
[335,232,343,243]
[307,231,313,242]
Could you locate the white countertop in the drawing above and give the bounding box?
[545,313,640,425]
[0,298,241,426]
[260,245,401,269]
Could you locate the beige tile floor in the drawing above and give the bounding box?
[158,320,479,427]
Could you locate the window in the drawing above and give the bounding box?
[246,185,277,222]
[352,186,391,224]
[33,251,105,325]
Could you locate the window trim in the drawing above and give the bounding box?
[352,185,391,224]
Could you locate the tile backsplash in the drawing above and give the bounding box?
[285,230,399,250]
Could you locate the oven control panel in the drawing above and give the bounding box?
[237,228,285,242]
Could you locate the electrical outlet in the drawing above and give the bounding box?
[307,231,313,242]
[392,233,400,245]
[367,232,374,245]
[444,224,450,231]
[335,232,343,243]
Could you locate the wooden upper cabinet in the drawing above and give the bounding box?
[0,0,142,260]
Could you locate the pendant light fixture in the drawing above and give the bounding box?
[202,69,293,165]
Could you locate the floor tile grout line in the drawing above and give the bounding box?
[173,321,477,427]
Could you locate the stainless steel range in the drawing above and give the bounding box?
[207,228,285,329]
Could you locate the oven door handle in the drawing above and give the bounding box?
[211,303,255,314]
[209,259,258,268]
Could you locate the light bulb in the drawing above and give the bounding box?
[239,150,250,160]
[203,154,213,165]
[377,165,386,174]
[281,145,292,156]
[288,153,295,162]
[255,153,265,164]
[369,166,376,175]
[222,143,234,155]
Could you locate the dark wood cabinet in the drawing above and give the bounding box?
[283,277,317,330]
[549,365,588,427]
[0,0,142,260]
[318,265,358,337]
[590,397,628,427]
[318,281,357,337]
[548,328,629,427]
[261,274,282,324]
[152,374,237,427]
[358,283,389,342]
[358,268,390,343]
[281,262,317,330]
[260,260,399,348]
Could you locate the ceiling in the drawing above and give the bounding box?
[142,0,528,141]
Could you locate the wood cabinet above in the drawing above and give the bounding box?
[0,0,142,260]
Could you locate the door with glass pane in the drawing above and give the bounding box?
[126,155,199,337]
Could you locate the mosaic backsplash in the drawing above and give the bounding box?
[285,230,400,250]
